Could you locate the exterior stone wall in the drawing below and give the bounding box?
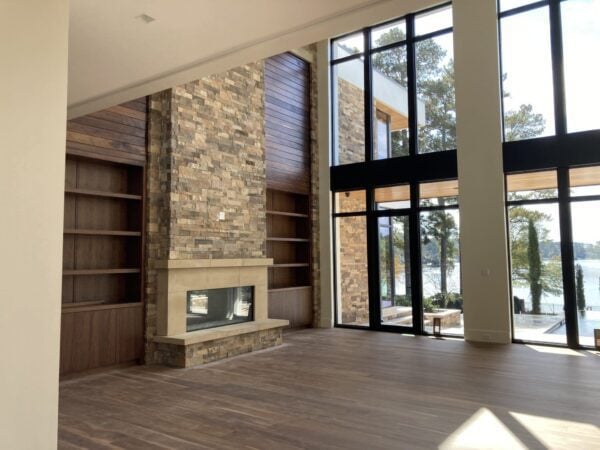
[337,78,365,165]
[336,191,369,325]
[154,328,282,368]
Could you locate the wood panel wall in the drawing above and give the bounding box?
[265,53,313,328]
[66,99,147,166]
[61,97,147,375]
[264,53,311,194]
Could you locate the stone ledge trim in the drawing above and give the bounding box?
[155,258,273,270]
[153,319,289,346]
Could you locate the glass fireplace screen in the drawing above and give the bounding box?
[186,286,254,332]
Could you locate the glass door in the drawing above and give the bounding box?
[378,215,413,328]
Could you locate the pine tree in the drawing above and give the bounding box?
[527,219,543,314]
[576,263,586,312]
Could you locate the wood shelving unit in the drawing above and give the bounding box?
[266,189,312,326]
[59,97,147,376]
[62,155,144,309]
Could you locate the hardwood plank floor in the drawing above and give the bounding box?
[59,328,600,449]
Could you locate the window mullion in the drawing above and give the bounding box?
[364,29,374,162]
[549,0,567,136]
[406,15,418,157]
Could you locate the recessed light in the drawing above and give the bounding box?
[136,14,155,24]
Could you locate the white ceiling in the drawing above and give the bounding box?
[68,0,435,118]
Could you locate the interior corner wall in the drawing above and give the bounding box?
[316,40,334,328]
[0,1,69,447]
[453,0,512,343]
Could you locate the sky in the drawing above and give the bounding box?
[501,0,600,134]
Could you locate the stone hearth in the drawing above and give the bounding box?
[153,258,288,367]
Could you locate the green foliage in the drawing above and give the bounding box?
[371,28,546,157]
[576,264,586,312]
[426,292,463,311]
[393,294,411,307]
[527,219,543,314]
[421,201,459,295]
[504,104,546,142]
[423,298,436,313]
[509,206,563,314]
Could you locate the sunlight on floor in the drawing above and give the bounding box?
[525,344,586,356]
[510,412,600,449]
[439,408,527,450]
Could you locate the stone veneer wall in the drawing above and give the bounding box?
[337,192,369,325]
[146,90,174,351]
[337,78,365,165]
[306,44,322,327]
[155,328,282,368]
[146,54,321,362]
[168,65,266,260]
[146,62,267,362]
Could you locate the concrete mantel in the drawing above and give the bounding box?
[155,258,273,270]
[153,257,287,367]
[156,257,273,337]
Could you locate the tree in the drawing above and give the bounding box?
[504,104,545,141]
[527,219,543,314]
[371,29,546,153]
[576,263,586,312]
[509,205,563,313]
[420,198,458,306]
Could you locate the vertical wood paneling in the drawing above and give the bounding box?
[265,53,313,327]
[265,53,311,194]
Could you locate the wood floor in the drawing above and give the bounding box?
[59,328,600,449]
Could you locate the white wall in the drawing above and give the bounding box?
[0,1,69,447]
[316,40,334,328]
[454,0,512,343]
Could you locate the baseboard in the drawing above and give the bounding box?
[464,328,511,344]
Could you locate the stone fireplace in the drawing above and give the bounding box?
[153,258,288,367]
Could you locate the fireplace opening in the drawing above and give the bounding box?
[186,286,254,332]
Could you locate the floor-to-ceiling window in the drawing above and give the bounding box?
[500,0,600,348]
[330,3,461,337]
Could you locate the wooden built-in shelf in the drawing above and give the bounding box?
[61,98,147,376]
[266,210,309,218]
[272,263,309,268]
[268,285,311,293]
[267,237,310,242]
[62,301,142,314]
[64,229,141,237]
[65,187,142,200]
[63,268,140,276]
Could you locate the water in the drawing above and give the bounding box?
[513,259,600,313]
[396,259,600,312]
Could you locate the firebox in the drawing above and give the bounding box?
[186,286,254,332]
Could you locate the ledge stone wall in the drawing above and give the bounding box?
[337,79,365,165]
[146,55,320,363]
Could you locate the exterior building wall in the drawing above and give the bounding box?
[337,79,366,165]
[336,190,369,324]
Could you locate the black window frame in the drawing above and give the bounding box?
[330,3,460,338]
[500,0,600,349]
